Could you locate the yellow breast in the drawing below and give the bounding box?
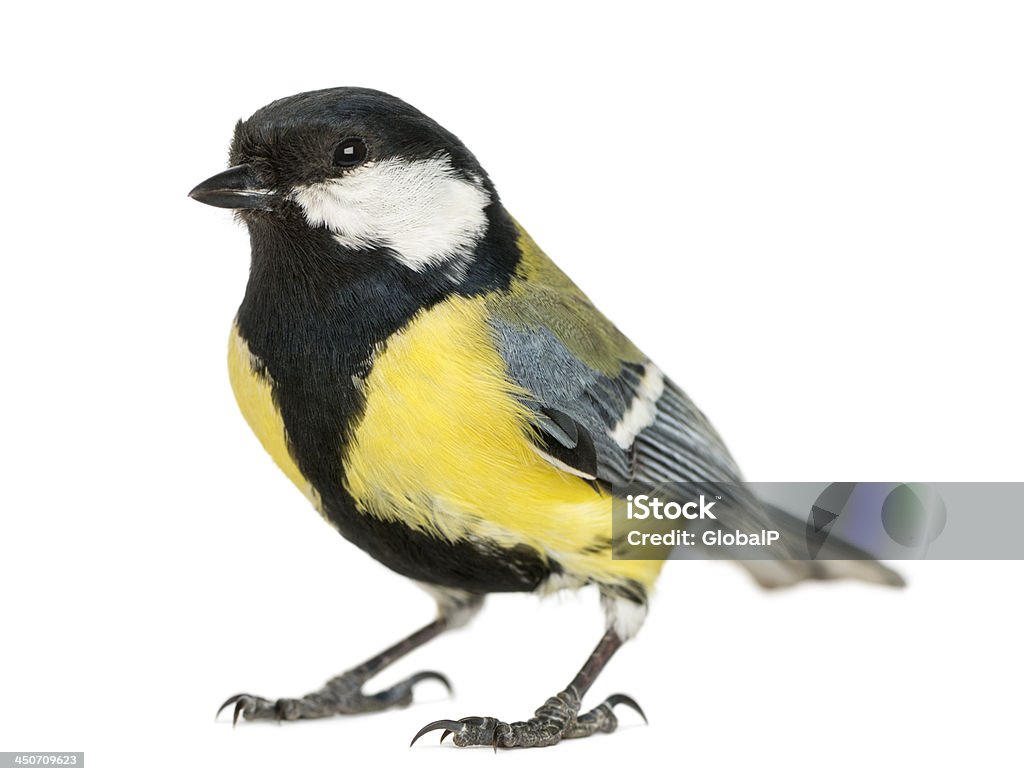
[227,324,322,512]
[226,301,661,592]
[342,295,663,591]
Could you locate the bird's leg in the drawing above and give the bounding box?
[219,595,481,723]
[411,628,646,749]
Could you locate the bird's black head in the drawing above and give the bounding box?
[190,87,504,275]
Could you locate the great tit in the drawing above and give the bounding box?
[189,87,902,749]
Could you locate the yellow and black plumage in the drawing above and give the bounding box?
[191,87,902,748]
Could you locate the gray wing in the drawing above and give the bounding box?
[490,316,904,589]
[490,317,743,489]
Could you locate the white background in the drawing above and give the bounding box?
[1,1,1021,779]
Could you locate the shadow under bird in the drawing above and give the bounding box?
[189,87,903,749]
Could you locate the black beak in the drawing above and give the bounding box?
[188,165,273,210]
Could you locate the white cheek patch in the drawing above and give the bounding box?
[290,155,491,272]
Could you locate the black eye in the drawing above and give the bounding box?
[333,138,368,168]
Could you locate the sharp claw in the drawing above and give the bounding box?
[217,693,259,727]
[410,720,466,747]
[437,715,484,743]
[408,670,453,696]
[604,693,648,725]
[216,694,244,720]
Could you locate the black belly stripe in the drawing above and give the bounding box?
[235,204,547,592]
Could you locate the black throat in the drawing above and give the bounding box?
[234,202,521,515]
[232,204,559,593]
[231,204,560,592]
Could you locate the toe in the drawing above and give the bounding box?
[410,719,466,746]
[603,693,647,724]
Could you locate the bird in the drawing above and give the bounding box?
[189,87,903,749]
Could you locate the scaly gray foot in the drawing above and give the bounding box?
[218,669,450,724]
[410,688,646,749]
